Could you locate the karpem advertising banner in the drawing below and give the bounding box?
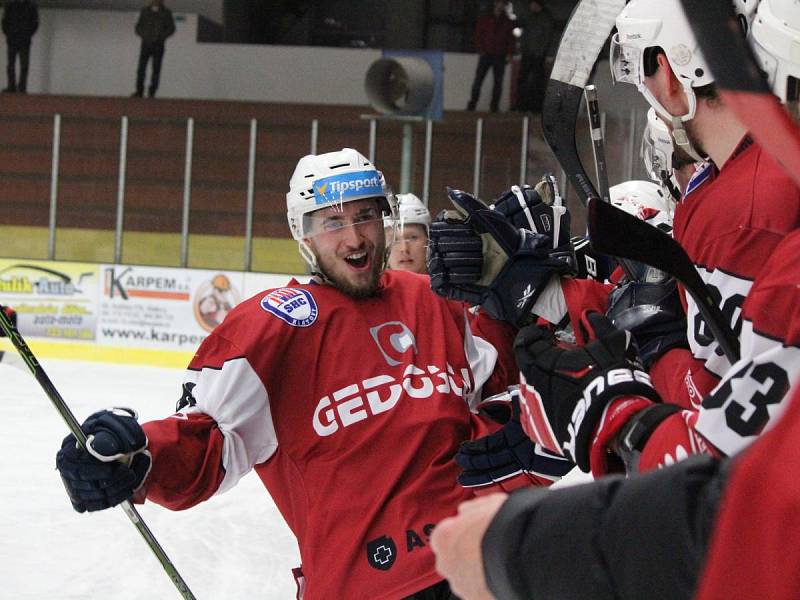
[0,259,304,363]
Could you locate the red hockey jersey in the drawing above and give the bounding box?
[141,270,517,599]
[636,141,800,466]
[694,384,800,600]
[557,140,800,473]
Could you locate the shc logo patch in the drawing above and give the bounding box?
[261,288,318,327]
[366,535,397,571]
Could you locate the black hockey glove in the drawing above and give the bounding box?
[428,187,576,327]
[56,407,151,513]
[514,313,661,472]
[456,388,573,492]
[0,305,17,336]
[606,271,688,368]
[571,235,616,281]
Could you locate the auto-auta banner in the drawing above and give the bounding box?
[0,259,99,340]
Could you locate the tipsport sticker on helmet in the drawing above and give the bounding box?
[313,170,383,205]
[261,288,318,327]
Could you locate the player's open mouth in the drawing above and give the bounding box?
[344,251,370,270]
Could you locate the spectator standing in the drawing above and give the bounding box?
[514,0,553,113]
[467,0,515,113]
[133,0,175,98]
[2,0,38,94]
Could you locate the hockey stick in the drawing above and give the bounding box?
[680,0,800,187]
[588,198,741,363]
[584,85,611,202]
[541,0,626,207]
[0,311,197,600]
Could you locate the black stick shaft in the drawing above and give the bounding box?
[584,85,610,202]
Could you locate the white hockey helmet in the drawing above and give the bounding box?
[610,180,675,230]
[612,0,714,118]
[383,193,431,231]
[287,148,396,268]
[750,0,800,110]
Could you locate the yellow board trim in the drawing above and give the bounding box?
[0,338,192,369]
[0,225,305,274]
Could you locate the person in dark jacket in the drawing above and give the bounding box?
[2,0,38,93]
[467,0,515,113]
[514,0,553,113]
[133,0,176,98]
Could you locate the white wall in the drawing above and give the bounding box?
[0,9,511,111]
[39,0,224,23]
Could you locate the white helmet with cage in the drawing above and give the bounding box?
[610,180,675,230]
[383,193,431,231]
[749,0,800,111]
[287,148,397,269]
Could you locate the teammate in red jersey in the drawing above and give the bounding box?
[430,0,800,479]
[385,193,431,275]
[53,148,573,600]
[428,0,800,597]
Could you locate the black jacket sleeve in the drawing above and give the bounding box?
[483,455,729,600]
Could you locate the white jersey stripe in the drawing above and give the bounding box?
[184,358,278,494]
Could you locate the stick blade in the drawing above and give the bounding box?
[588,199,740,361]
[541,80,599,205]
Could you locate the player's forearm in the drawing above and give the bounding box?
[142,414,226,511]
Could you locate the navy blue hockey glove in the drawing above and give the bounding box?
[428,214,485,306]
[0,305,17,336]
[428,187,576,327]
[514,313,662,472]
[456,388,573,492]
[489,177,568,236]
[606,270,688,368]
[56,407,151,513]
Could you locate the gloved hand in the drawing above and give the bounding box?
[489,176,569,239]
[0,305,17,336]
[514,312,662,472]
[56,407,152,513]
[571,235,616,281]
[428,214,485,306]
[428,186,576,326]
[606,274,688,368]
[456,388,574,493]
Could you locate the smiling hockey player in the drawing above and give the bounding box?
[53,148,576,600]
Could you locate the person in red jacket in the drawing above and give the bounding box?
[467,0,516,113]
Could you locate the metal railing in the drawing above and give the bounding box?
[23,106,647,272]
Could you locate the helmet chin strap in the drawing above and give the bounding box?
[670,115,704,162]
[298,240,331,284]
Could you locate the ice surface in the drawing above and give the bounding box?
[1,359,300,599]
[1,358,592,599]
